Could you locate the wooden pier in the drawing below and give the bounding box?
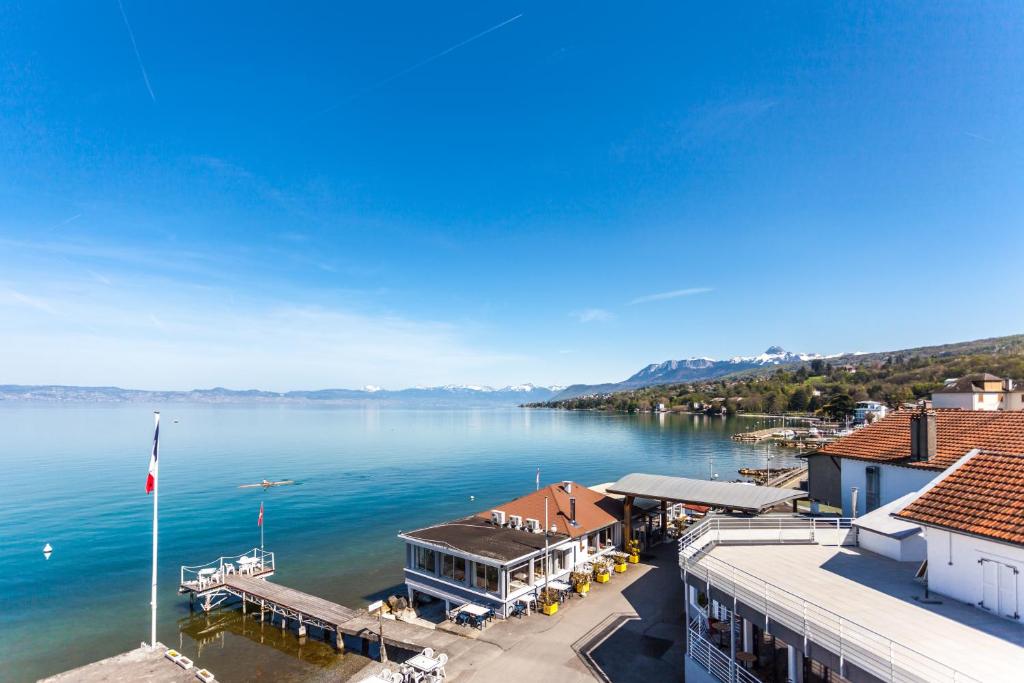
[179,548,460,656]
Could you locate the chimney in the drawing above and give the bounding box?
[569,497,577,526]
[910,408,937,461]
[562,481,572,494]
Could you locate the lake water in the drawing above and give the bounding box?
[0,405,799,682]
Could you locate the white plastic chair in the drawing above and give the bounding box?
[436,653,448,678]
[421,647,434,659]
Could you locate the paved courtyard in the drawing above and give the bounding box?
[430,543,685,683]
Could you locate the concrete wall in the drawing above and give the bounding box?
[841,461,934,517]
[807,453,842,508]
[857,528,926,562]
[925,528,1024,622]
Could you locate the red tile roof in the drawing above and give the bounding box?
[818,409,1024,470]
[896,451,1024,546]
[477,482,623,539]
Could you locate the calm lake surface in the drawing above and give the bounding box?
[0,405,799,682]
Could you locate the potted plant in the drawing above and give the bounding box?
[626,540,640,564]
[570,570,590,595]
[537,588,559,616]
[592,559,610,583]
[611,552,629,573]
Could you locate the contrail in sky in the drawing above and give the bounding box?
[314,13,523,117]
[117,0,156,102]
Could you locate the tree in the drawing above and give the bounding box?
[822,393,855,420]
[788,387,810,412]
[810,359,826,375]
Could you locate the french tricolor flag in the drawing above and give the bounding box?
[146,413,160,494]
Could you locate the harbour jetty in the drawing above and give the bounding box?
[178,547,460,656]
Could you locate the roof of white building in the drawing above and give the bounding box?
[850,492,921,539]
[606,473,804,513]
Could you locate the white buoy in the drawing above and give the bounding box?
[469,495,475,501]
[43,543,52,553]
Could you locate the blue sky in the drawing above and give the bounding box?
[1,2,1022,391]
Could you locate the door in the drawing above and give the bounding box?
[981,560,999,612]
[998,562,1019,619]
[981,559,1020,620]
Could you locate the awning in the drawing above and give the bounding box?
[606,472,805,514]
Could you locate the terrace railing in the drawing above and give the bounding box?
[180,547,275,589]
[679,516,979,683]
[687,616,761,683]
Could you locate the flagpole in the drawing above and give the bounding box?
[150,411,160,649]
[261,502,265,551]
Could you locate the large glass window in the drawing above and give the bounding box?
[474,562,499,593]
[508,561,530,592]
[442,554,466,582]
[865,466,880,512]
[415,546,436,574]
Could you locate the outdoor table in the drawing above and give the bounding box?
[238,556,257,573]
[357,674,393,683]
[710,621,729,646]
[198,568,217,575]
[459,604,490,616]
[736,651,757,669]
[407,654,442,673]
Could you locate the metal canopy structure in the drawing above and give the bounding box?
[607,472,806,515]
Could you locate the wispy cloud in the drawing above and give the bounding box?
[570,308,614,323]
[0,287,58,315]
[117,0,156,102]
[314,13,523,117]
[964,132,994,144]
[629,287,712,305]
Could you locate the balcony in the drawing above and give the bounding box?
[679,516,1020,682]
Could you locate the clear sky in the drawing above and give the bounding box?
[1,2,1022,391]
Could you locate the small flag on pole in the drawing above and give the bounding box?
[536,467,540,491]
[146,414,160,493]
[258,501,264,527]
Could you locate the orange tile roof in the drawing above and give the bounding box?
[896,451,1024,546]
[477,482,624,539]
[818,409,1024,470]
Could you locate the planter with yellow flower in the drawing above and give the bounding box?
[537,588,559,616]
[611,552,629,573]
[592,560,611,583]
[570,570,591,595]
[627,540,640,563]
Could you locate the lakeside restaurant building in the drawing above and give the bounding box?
[398,481,623,618]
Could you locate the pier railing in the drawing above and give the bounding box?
[678,517,978,683]
[180,548,275,589]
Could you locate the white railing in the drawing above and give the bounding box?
[180,547,275,589]
[679,517,979,683]
[687,617,761,683]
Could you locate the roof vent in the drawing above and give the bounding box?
[569,497,578,527]
[562,481,572,493]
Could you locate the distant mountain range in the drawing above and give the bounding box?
[549,335,1024,401]
[550,346,852,400]
[0,383,564,407]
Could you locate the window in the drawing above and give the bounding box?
[414,546,436,574]
[442,554,466,582]
[508,561,530,591]
[865,466,880,512]
[474,562,498,593]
